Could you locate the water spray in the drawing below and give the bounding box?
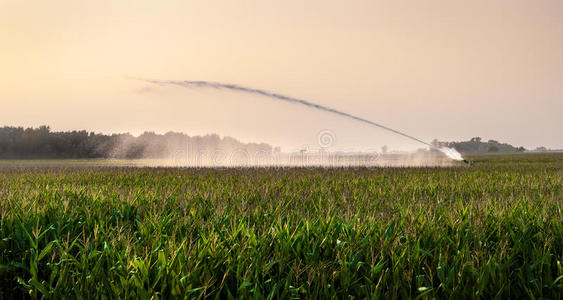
[138,78,469,164]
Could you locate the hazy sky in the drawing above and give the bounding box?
[1,0,562,151]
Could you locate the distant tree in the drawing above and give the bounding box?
[381,145,388,154]
[488,146,499,153]
[445,137,526,154]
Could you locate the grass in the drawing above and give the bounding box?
[0,153,561,298]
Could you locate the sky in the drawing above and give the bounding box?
[1,0,562,151]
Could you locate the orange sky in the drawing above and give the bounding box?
[1,0,562,150]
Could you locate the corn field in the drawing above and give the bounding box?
[0,153,561,298]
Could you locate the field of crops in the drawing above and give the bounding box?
[0,153,561,298]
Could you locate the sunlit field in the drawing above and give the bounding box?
[0,153,561,298]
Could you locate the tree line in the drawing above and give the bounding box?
[432,137,526,154]
[0,126,275,159]
[0,126,533,159]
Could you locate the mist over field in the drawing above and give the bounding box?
[0,126,465,167]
